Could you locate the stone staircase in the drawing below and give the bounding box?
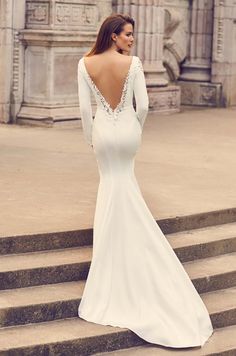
[0,209,236,355]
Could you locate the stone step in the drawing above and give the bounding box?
[0,281,84,327]
[0,275,235,328]
[202,286,236,329]
[0,318,235,355]
[0,228,93,255]
[0,316,144,355]
[1,221,236,264]
[184,252,236,293]
[1,209,236,255]
[93,324,236,356]
[168,221,236,262]
[0,243,235,291]
[0,246,91,290]
[1,223,235,267]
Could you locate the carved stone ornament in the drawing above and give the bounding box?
[26,3,49,25]
[163,7,185,82]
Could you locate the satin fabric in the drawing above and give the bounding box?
[77,55,214,347]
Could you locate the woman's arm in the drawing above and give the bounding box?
[133,57,149,130]
[77,60,93,147]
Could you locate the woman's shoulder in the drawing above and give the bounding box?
[78,56,84,66]
[131,56,143,73]
[78,56,87,72]
[133,55,142,63]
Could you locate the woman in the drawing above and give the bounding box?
[77,13,213,348]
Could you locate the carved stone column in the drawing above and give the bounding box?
[180,0,214,82]
[115,0,180,113]
[0,0,25,123]
[118,0,167,85]
[0,0,12,123]
[17,0,112,126]
[163,6,187,81]
[140,0,168,87]
[211,0,236,106]
[179,0,222,107]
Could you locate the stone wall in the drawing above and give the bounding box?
[0,0,236,125]
[16,0,111,125]
[179,0,236,107]
[211,0,236,106]
[0,0,25,123]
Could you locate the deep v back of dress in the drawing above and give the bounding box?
[83,55,134,112]
[77,54,213,348]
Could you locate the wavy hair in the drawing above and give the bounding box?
[85,13,135,56]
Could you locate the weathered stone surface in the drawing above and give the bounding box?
[180,0,214,82]
[0,222,236,326]
[1,236,236,292]
[0,0,25,123]
[0,317,146,355]
[1,214,236,256]
[1,207,236,343]
[13,1,112,125]
[0,229,93,255]
[179,81,222,107]
[211,0,236,106]
[147,85,180,114]
[0,246,91,290]
[1,0,236,124]
[93,324,236,355]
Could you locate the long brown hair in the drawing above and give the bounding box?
[85,13,135,57]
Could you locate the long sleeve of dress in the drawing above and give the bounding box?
[133,57,149,130]
[77,60,93,147]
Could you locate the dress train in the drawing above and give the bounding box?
[77,54,214,347]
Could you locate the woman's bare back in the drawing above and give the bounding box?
[83,54,133,111]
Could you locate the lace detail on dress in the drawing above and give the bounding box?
[134,57,144,74]
[82,56,134,119]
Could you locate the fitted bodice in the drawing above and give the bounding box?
[78,54,149,146]
[79,56,143,119]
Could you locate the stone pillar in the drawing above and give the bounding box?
[0,0,25,123]
[139,0,168,87]
[115,0,180,114]
[118,0,167,85]
[17,0,112,126]
[143,0,180,113]
[180,0,214,82]
[211,0,236,106]
[179,0,222,107]
[0,0,12,123]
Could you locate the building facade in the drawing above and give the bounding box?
[0,0,236,125]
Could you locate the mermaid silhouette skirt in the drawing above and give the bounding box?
[77,55,214,347]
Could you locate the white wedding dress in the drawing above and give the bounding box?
[77,55,214,348]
